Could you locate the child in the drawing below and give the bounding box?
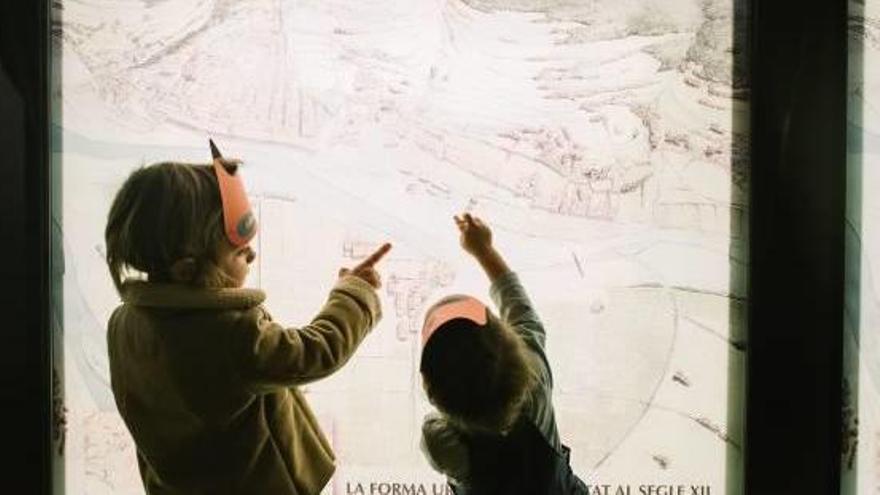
[104,140,391,495]
[419,213,587,494]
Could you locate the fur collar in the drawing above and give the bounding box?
[121,281,266,309]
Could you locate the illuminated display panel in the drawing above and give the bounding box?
[52,0,747,493]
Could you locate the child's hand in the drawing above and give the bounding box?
[339,243,392,289]
[455,213,510,282]
[454,213,493,257]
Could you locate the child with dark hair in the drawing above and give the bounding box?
[104,141,391,494]
[419,213,587,494]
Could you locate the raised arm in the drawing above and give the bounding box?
[455,214,551,384]
[455,214,542,336]
[455,213,509,284]
[237,244,391,391]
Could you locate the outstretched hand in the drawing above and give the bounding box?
[339,242,392,289]
[454,213,493,258]
[454,213,510,282]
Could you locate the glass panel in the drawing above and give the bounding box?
[52,1,747,493]
[844,1,880,493]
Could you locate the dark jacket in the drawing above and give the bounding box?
[107,276,381,494]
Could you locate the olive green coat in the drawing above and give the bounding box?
[107,276,381,494]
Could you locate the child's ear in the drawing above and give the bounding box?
[169,257,198,283]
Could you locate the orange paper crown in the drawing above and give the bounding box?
[210,139,257,246]
[421,296,488,346]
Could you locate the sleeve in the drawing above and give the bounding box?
[235,275,382,391]
[420,412,470,482]
[489,271,553,387]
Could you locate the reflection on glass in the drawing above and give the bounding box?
[52,1,747,493]
[844,1,880,493]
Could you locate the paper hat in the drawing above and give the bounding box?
[421,296,488,346]
[210,139,257,246]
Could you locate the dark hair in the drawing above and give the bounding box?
[104,162,229,293]
[420,297,537,433]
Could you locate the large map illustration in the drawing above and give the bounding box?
[53,1,748,493]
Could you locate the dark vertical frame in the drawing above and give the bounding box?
[0,0,52,494]
[746,0,846,493]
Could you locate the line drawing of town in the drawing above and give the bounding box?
[844,1,880,494]
[52,0,749,493]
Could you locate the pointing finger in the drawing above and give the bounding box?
[353,242,392,271]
